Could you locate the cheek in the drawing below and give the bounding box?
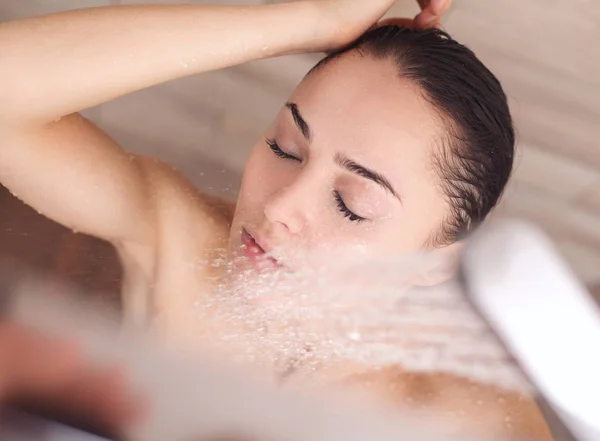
[238,144,288,212]
[238,146,268,208]
[377,197,449,252]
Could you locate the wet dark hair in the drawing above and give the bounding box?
[308,26,515,246]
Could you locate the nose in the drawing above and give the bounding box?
[263,180,312,236]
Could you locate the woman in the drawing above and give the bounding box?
[0,0,504,332]
[0,1,552,438]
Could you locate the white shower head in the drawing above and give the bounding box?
[461,219,600,441]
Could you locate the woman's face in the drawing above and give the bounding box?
[230,54,449,273]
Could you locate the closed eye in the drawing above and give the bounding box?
[266,138,300,162]
[266,137,365,224]
[333,190,366,223]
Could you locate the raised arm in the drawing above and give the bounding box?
[0,1,404,127]
[0,3,321,127]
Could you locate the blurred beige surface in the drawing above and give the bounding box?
[0,0,598,294]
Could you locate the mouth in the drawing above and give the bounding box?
[241,228,283,271]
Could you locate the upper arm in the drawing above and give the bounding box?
[0,113,157,246]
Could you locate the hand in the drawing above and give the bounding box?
[414,0,452,29]
[310,0,397,52]
[378,0,452,30]
[309,0,451,53]
[0,322,145,436]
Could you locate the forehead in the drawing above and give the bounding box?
[289,54,441,151]
[286,53,443,190]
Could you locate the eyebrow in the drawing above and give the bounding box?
[285,102,311,142]
[335,153,402,203]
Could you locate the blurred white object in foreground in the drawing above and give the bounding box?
[462,219,600,441]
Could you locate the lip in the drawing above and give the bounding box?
[241,228,283,271]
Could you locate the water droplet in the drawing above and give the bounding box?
[180,57,197,69]
[348,331,361,341]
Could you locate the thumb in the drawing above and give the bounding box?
[413,12,441,30]
[414,0,452,29]
[418,0,452,15]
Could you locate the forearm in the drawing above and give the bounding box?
[0,3,318,127]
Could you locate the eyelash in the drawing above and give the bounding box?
[333,190,365,223]
[266,138,300,162]
[266,137,366,224]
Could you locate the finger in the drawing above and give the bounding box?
[413,14,442,30]
[418,0,452,15]
[417,0,430,10]
[414,0,452,29]
[429,0,452,15]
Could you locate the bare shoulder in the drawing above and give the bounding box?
[135,154,235,241]
[338,367,553,440]
[115,153,235,288]
[127,154,236,339]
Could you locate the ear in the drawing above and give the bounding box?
[413,241,464,287]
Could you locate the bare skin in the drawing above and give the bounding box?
[0,1,552,438]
